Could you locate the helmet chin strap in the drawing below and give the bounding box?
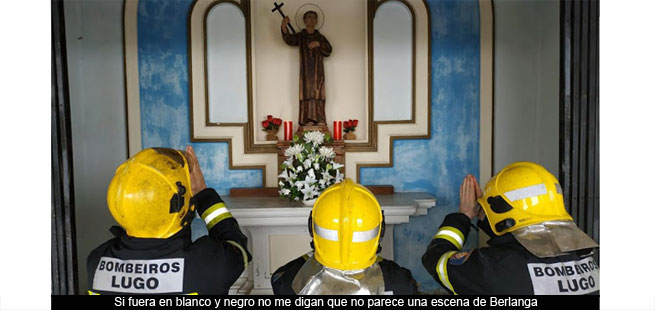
[376,211,385,254]
[308,211,315,250]
[169,182,187,214]
[477,217,497,238]
[182,194,200,227]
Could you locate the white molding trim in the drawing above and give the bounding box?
[479,0,494,185]
[124,0,141,156]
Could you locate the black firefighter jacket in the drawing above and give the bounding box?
[87,188,251,295]
[422,213,599,295]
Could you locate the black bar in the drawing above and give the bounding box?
[592,0,600,243]
[559,0,600,244]
[579,0,589,232]
[52,295,600,310]
[570,0,581,224]
[51,0,79,295]
[559,0,572,215]
[586,0,598,240]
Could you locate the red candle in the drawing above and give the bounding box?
[284,121,293,141]
[333,121,342,140]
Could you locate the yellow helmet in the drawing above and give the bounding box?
[311,179,383,271]
[478,162,572,236]
[107,148,195,238]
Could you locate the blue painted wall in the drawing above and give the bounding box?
[138,0,261,195]
[137,0,481,293]
[360,0,481,293]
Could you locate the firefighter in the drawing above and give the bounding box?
[271,179,418,295]
[87,146,251,295]
[423,162,599,295]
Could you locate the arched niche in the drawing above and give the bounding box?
[373,1,413,122]
[206,2,248,124]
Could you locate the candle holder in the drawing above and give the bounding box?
[284,121,293,141]
[333,121,342,140]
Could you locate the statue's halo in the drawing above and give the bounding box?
[294,3,325,31]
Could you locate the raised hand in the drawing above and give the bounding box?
[281,16,291,33]
[459,174,481,220]
[186,145,207,196]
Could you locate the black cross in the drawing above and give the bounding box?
[272,1,296,34]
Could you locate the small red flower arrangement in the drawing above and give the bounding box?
[262,115,282,131]
[343,119,358,140]
[343,119,358,133]
[262,115,282,141]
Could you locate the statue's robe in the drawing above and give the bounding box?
[282,29,332,125]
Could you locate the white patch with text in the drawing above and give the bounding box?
[527,256,599,295]
[93,257,185,294]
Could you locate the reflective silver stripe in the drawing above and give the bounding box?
[314,224,339,241]
[352,226,380,243]
[504,183,548,202]
[435,230,464,249]
[555,183,562,194]
[436,251,457,294]
[203,206,229,226]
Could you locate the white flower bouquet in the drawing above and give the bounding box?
[278,131,344,203]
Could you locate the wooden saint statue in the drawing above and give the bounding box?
[281,11,332,126]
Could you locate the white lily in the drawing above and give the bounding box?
[280,188,291,196]
[307,168,317,180]
[285,144,304,157]
[303,131,324,146]
[303,158,312,169]
[321,170,332,181]
[335,169,344,183]
[319,146,336,159]
[301,185,318,201]
[278,170,290,180]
